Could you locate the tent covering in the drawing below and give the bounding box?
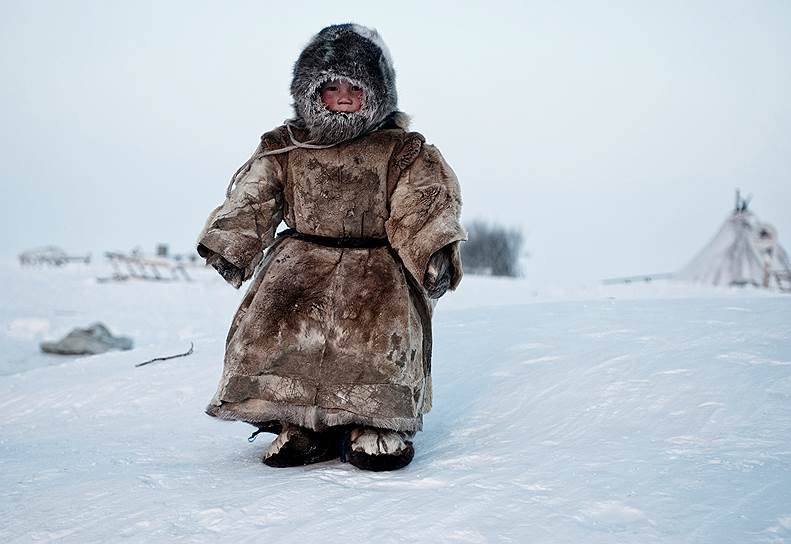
[678,193,791,290]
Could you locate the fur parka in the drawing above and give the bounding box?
[198,24,465,433]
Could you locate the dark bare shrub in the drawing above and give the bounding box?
[461,220,524,277]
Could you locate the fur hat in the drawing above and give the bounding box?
[290,24,403,144]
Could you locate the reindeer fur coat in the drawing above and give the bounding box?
[198,24,465,433]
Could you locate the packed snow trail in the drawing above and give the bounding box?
[1,264,790,543]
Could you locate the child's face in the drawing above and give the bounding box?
[320,79,364,113]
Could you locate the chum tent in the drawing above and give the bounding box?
[677,192,791,291]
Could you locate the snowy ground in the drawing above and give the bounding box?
[1,260,790,543]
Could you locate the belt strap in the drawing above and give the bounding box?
[278,228,389,248]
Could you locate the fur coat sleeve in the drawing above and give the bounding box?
[385,142,466,292]
[197,138,284,286]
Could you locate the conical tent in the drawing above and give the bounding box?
[678,192,791,290]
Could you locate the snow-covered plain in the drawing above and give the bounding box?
[1,260,790,543]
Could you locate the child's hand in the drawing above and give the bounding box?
[206,253,244,289]
[423,246,452,299]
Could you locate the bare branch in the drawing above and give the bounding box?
[135,342,194,368]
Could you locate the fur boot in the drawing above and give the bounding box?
[342,427,415,471]
[262,423,340,467]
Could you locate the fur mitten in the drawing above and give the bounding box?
[423,245,453,299]
[205,252,244,289]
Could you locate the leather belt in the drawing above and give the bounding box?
[278,228,389,248]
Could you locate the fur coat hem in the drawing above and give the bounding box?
[206,400,424,433]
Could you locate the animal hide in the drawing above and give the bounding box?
[199,126,465,432]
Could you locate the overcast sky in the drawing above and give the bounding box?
[1,0,789,285]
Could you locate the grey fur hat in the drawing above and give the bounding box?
[290,24,405,144]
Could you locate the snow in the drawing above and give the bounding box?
[1,260,791,543]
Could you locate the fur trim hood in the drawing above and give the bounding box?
[290,24,404,144]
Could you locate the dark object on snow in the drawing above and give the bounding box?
[461,220,524,278]
[602,273,675,285]
[135,342,194,368]
[40,323,133,356]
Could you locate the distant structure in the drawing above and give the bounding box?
[601,273,674,285]
[677,191,791,290]
[97,243,200,283]
[99,251,192,283]
[19,246,90,267]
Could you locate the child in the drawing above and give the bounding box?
[198,24,465,471]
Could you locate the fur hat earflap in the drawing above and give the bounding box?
[290,24,405,144]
